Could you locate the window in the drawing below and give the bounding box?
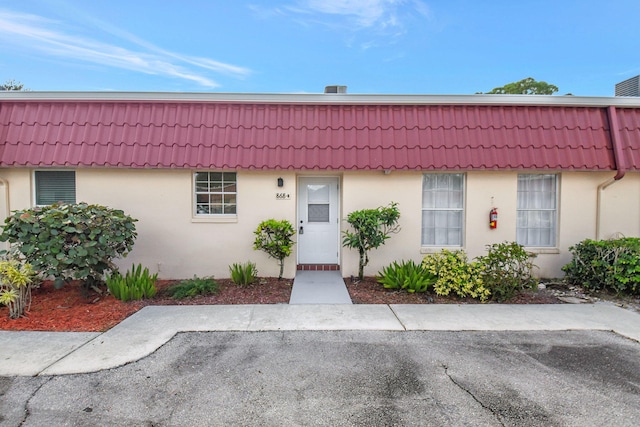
[307,184,330,223]
[517,174,557,247]
[194,172,237,215]
[422,174,464,246]
[35,171,76,205]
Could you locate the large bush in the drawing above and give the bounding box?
[0,202,137,289]
[421,243,537,302]
[562,238,640,295]
[422,249,490,302]
[477,242,537,301]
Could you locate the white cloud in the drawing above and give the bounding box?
[290,0,430,31]
[0,9,252,88]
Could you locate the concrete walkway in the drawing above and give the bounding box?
[289,270,352,304]
[1,302,639,377]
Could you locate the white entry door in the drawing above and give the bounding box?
[297,177,340,264]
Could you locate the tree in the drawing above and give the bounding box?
[0,80,26,91]
[480,77,558,95]
[342,202,401,281]
[253,219,296,280]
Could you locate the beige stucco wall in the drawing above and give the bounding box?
[0,168,638,280]
[78,169,298,279]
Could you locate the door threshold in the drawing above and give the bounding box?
[297,264,340,271]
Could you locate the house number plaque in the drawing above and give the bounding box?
[276,192,291,200]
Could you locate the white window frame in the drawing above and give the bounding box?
[421,173,465,247]
[193,171,238,217]
[33,170,76,206]
[516,173,558,248]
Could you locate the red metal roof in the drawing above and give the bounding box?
[0,98,637,171]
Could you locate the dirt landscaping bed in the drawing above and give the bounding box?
[1,277,637,332]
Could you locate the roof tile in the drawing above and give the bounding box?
[0,100,633,171]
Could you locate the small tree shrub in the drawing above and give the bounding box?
[477,242,537,301]
[422,249,490,302]
[0,202,137,289]
[342,202,401,281]
[253,219,296,280]
[229,262,258,287]
[562,238,640,295]
[377,260,436,293]
[166,276,218,299]
[0,259,36,319]
[106,264,158,302]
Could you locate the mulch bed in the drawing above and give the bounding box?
[345,277,563,305]
[1,277,564,332]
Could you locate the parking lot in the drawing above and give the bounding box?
[2,330,639,426]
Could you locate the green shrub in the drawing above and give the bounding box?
[422,249,490,302]
[477,242,537,301]
[342,202,401,281]
[229,262,258,287]
[377,260,436,293]
[0,202,137,289]
[167,276,218,299]
[562,238,640,295]
[0,259,36,319]
[106,264,158,302]
[253,219,296,280]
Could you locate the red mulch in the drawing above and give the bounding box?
[0,277,562,332]
[345,277,563,305]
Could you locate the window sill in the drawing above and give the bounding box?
[420,246,463,254]
[524,247,560,255]
[191,215,238,224]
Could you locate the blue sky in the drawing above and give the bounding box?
[1,0,639,96]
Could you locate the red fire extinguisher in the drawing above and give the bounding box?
[489,208,498,229]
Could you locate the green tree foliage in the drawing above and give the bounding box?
[253,219,296,280]
[0,79,26,91]
[480,77,559,95]
[0,202,138,289]
[342,202,401,281]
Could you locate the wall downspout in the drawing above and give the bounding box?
[596,106,626,240]
[0,177,9,252]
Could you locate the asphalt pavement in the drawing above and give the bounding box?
[1,329,639,426]
[1,302,639,426]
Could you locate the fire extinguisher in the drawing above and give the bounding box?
[489,208,498,229]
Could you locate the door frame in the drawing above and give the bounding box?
[296,175,341,267]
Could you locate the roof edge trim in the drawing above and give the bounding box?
[2,91,640,107]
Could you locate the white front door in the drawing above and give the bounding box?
[297,177,340,264]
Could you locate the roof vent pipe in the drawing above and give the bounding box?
[324,85,347,94]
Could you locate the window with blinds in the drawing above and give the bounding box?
[35,171,76,205]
